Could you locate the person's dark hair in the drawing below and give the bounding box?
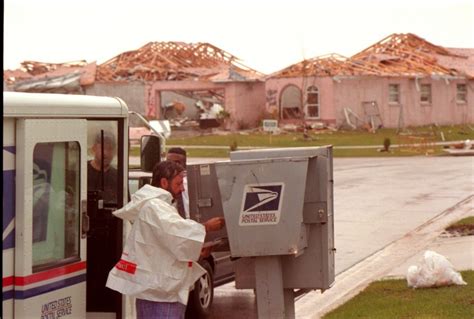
[167,147,187,158]
[151,160,184,188]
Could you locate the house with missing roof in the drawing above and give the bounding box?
[265,33,473,129]
[4,42,265,130]
[4,34,473,130]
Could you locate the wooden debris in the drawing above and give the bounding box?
[4,60,89,85]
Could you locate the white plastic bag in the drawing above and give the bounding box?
[406,250,467,288]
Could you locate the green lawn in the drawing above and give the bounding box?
[324,217,474,319]
[130,125,474,157]
[445,216,474,236]
[147,146,447,158]
[130,125,473,158]
[323,270,474,319]
[448,216,474,228]
[167,125,473,148]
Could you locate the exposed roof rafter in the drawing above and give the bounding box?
[270,33,472,79]
[96,41,263,82]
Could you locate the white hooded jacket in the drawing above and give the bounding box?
[106,184,206,304]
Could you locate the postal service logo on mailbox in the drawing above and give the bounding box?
[239,183,285,226]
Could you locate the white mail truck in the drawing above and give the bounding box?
[2,92,165,319]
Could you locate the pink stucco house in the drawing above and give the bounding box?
[89,42,266,130]
[265,33,473,129]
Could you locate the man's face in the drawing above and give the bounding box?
[92,142,115,170]
[162,173,185,199]
[166,153,186,169]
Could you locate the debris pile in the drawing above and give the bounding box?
[4,60,96,92]
[444,139,474,156]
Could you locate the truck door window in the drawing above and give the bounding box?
[32,142,81,271]
[87,122,119,205]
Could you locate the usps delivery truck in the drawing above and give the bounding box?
[2,92,166,319]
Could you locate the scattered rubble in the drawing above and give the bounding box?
[4,60,96,92]
[443,139,474,156]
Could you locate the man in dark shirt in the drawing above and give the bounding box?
[87,131,118,204]
[86,130,120,312]
[166,147,188,218]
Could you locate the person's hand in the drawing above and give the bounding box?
[200,245,212,259]
[203,217,225,232]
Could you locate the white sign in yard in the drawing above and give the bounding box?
[239,183,285,226]
[262,119,278,132]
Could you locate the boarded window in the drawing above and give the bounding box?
[420,84,432,104]
[457,84,467,103]
[389,84,400,104]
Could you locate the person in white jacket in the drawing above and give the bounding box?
[106,160,224,319]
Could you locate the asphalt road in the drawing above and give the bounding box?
[199,156,474,319]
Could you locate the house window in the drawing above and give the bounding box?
[420,84,432,104]
[388,84,400,104]
[305,86,320,118]
[280,85,302,119]
[457,84,467,103]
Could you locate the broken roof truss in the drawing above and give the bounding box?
[271,33,472,79]
[96,42,262,82]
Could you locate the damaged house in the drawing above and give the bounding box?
[5,34,472,131]
[4,42,265,129]
[265,33,473,129]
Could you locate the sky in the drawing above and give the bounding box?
[4,0,474,74]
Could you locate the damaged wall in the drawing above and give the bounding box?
[332,77,474,127]
[85,82,146,126]
[144,80,265,130]
[265,77,336,124]
[224,81,266,129]
[146,81,226,119]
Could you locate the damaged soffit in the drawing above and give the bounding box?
[96,41,264,82]
[270,33,474,79]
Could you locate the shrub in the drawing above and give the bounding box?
[229,140,238,151]
[383,138,391,151]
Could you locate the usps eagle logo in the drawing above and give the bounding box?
[239,183,284,226]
